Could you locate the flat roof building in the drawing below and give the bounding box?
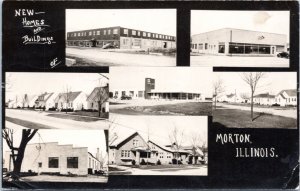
[67,26,176,49]
[191,28,287,56]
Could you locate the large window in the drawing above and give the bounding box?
[113,29,118,35]
[123,29,128,35]
[121,150,131,158]
[132,30,136,35]
[229,43,271,54]
[48,157,59,168]
[67,157,78,168]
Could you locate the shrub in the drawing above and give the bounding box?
[156,160,161,165]
[48,107,56,111]
[132,160,136,165]
[61,108,74,112]
[272,103,280,107]
[140,159,146,165]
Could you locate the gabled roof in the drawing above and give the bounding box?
[227,93,236,98]
[148,140,174,153]
[109,131,139,148]
[254,93,275,98]
[55,91,82,102]
[277,89,297,97]
[37,92,54,102]
[87,86,109,102]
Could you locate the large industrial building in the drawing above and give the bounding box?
[191,28,287,56]
[67,26,176,49]
[110,78,204,100]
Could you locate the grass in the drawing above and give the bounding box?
[70,111,109,119]
[111,102,212,115]
[66,55,118,67]
[220,102,297,110]
[46,113,103,122]
[213,108,297,128]
[6,116,54,129]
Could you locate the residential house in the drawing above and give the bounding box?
[4,142,103,176]
[253,93,275,106]
[35,92,58,110]
[54,91,87,111]
[23,94,38,108]
[275,89,297,106]
[87,87,109,112]
[218,93,246,103]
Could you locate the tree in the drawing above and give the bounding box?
[95,86,109,117]
[189,133,206,164]
[169,125,184,165]
[22,94,28,108]
[213,76,225,110]
[3,129,38,179]
[241,72,265,121]
[64,86,72,114]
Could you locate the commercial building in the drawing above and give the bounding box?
[67,26,176,49]
[4,142,103,176]
[109,132,205,166]
[191,28,287,56]
[110,78,204,100]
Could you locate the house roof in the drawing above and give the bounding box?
[87,86,109,102]
[109,131,139,148]
[277,89,297,97]
[55,91,82,102]
[37,92,54,102]
[254,93,275,98]
[226,93,236,98]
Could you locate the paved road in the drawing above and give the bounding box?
[21,174,108,182]
[6,109,110,130]
[218,103,297,119]
[66,47,176,66]
[191,55,289,67]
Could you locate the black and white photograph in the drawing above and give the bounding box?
[108,115,208,176]
[191,11,290,67]
[66,9,176,67]
[3,128,108,183]
[109,67,213,116]
[5,72,110,130]
[212,72,297,128]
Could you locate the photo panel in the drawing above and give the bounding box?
[5,72,110,130]
[212,72,297,128]
[109,67,213,116]
[108,115,208,176]
[66,9,177,67]
[190,10,290,68]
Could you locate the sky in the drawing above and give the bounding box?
[110,114,208,147]
[66,9,176,36]
[110,67,213,97]
[3,128,107,157]
[191,11,290,41]
[5,73,109,101]
[213,72,297,96]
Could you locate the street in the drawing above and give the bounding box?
[190,55,289,67]
[5,109,110,130]
[66,47,176,66]
[21,174,108,182]
[218,103,297,119]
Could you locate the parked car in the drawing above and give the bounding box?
[277,51,289,58]
[121,95,132,100]
[102,43,116,49]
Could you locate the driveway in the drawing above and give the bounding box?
[66,47,176,66]
[190,55,289,67]
[5,109,110,130]
[218,103,297,119]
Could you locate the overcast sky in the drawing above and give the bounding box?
[191,11,290,41]
[110,67,212,97]
[6,73,109,101]
[66,9,176,36]
[3,128,107,157]
[110,114,207,147]
[214,72,297,96]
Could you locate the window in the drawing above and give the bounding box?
[218,43,225,53]
[205,43,208,50]
[121,150,131,157]
[113,29,118,34]
[143,32,146,37]
[97,30,100,35]
[124,29,128,35]
[89,158,91,168]
[156,34,158,38]
[194,44,197,49]
[159,34,162,38]
[148,33,151,37]
[132,30,136,35]
[89,31,92,36]
[77,33,80,37]
[133,140,138,146]
[38,162,42,167]
[137,31,140,36]
[108,30,111,35]
[104,30,106,35]
[67,157,78,168]
[48,157,59,168]
[74,33,77,37]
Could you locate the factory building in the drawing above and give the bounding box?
[191,28,287,56]
[67,26,176,49]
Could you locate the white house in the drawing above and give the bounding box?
[87,87,109,112]
[4,142,103,176]
[7,95,23,108]
[23,94,38,108]
[54,91,87,111]
[218,93,246,103]
[253,93,275,106]
[35,92,58,110]
[274,89,297,106]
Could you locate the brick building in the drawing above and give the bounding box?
[67,26,176,49]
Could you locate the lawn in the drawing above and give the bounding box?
[66,55,118,67]
[110,102,212,115]
[213,108,297,128]
[5,116,53,129]
[46,113,104,122]
[70,111,109,119]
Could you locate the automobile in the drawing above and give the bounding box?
[277,51,289,58]
[102,43,116,49]
[121,95,132,100]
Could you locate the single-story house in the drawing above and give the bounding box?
[54,91,87,111]
[35,92,58,110]
[275,89,297,106]
[87,86,109,112]
[218,93,246,103]
[253,93,275,106]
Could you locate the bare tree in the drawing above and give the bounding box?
[213,76,225,110]
[169,125,184,165]
[22,94,28,108]
[95,86,109,117]
[3,129,38,179]
[190,133,206,165]
[64,86,72,114]
[241,72,265,121]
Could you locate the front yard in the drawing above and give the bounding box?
[213,108,297,128]
[110,102,212,115]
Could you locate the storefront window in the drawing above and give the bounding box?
[229,43,271,54]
